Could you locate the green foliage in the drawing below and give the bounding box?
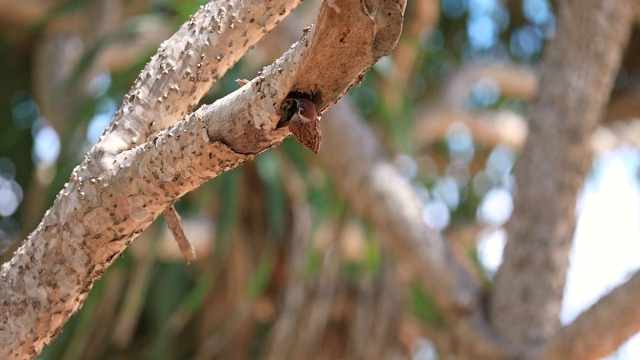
[409,283,445,330]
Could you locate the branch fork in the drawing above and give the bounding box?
[0,0,406,357]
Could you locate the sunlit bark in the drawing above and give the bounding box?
[0,0,405,357]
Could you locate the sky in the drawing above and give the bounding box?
[476,146,640,360]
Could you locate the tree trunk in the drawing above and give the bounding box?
[490,0,635,345]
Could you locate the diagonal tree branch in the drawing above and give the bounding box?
[535,269,640,360]
[97,0,300,155]
[0,0,406,358]
[319,101,529,359]
[320,101,476,311]
[490,0,636,345]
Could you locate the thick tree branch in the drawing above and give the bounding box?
[321,101,475,311]
[535,269,640,360]
[0,0,405,357]
[415,109,528,150]
[98,0,301,155]
[320,101,529,359]
[490,0,636,345]
[442,63,538,108]
[415,61,640,153]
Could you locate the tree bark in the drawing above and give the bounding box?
[0,0,405,358]
[490,0,635,345]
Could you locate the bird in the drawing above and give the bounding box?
[285,98,321,154]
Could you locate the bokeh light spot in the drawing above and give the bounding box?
[0,176,23,217]
[11,92,39,130]
[477,187,513,225]
[467,16,497,50]
[442,0,468,19]
[422,200,451,230]
[523,0,552,25]
[33,125,61,166]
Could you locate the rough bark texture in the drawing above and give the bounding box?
[98,0,300,155]
[0,0,406,358]
[490,0,635,345]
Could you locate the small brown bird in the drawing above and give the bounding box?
[288,98,321,154]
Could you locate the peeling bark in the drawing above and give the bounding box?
[490,0,636,346]
[0,0,406,357]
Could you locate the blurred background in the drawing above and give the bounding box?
[1,0,640,359]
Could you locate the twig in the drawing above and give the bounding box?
[162,205,195,264]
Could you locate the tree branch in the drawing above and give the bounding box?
[441,63,538,108]
[319,101,529,359]
[0,0,405,357]
[535,269,640,360]
[490,0,636,345]
[321,101,475,311]
[163,205,195,263]
[97,0,300,155]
